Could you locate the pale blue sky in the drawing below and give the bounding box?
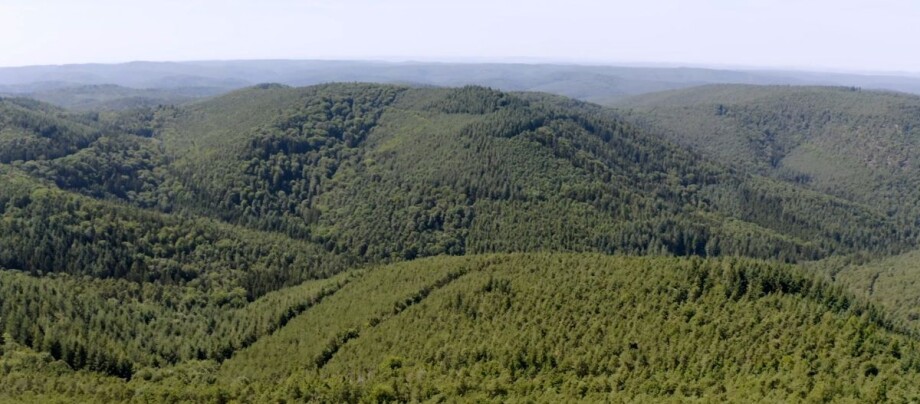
[1,0,918,72]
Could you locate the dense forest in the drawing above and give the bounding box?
[2,83,920,401]
[3,254,920,402]
[618,85,920,222]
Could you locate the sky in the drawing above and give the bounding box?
[1,0,919,73]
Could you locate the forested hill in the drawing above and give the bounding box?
[0,97,101,163]
[3,82,917,291]
[12,83,911,264]
[3,83,920,401]
[4,254,920,402]
[617,84,920,222]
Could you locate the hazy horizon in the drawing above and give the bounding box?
[5,57,920,79]
[2,0,919,74]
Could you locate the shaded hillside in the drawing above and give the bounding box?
[148,84,913,260]
[0,97,100,163]
[0,167,349,296]
[4,84,911,266]
[0,166,355,378]
[618,85,920,221]
[3,254,919,402]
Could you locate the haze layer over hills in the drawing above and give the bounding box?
[5,60,920,110]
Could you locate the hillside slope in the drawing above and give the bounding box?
[3,254,919,402]
[618,85,920,221]
[103,83,911,261]
[806,248,920,328]
[0,97,101,163]
[618,84,920,332]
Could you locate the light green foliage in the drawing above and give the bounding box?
[0,262,350,374]
[290,254,916,402]
[810,249,920,327]
[218,257,480,382]
[3,254,919,402]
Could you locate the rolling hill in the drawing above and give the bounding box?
[618,84,920,331]
[805,248,920,328]
[3,254,919,402]
[149,85,920,259]
[617,85,920,221]
[2,83,920,401]
[0,97,101,163]
[11,83,909,264]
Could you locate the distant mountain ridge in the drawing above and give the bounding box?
[4,60,920,108]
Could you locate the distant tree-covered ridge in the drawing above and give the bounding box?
[619,84,920,223]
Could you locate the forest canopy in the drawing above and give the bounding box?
[1,83,920,401]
